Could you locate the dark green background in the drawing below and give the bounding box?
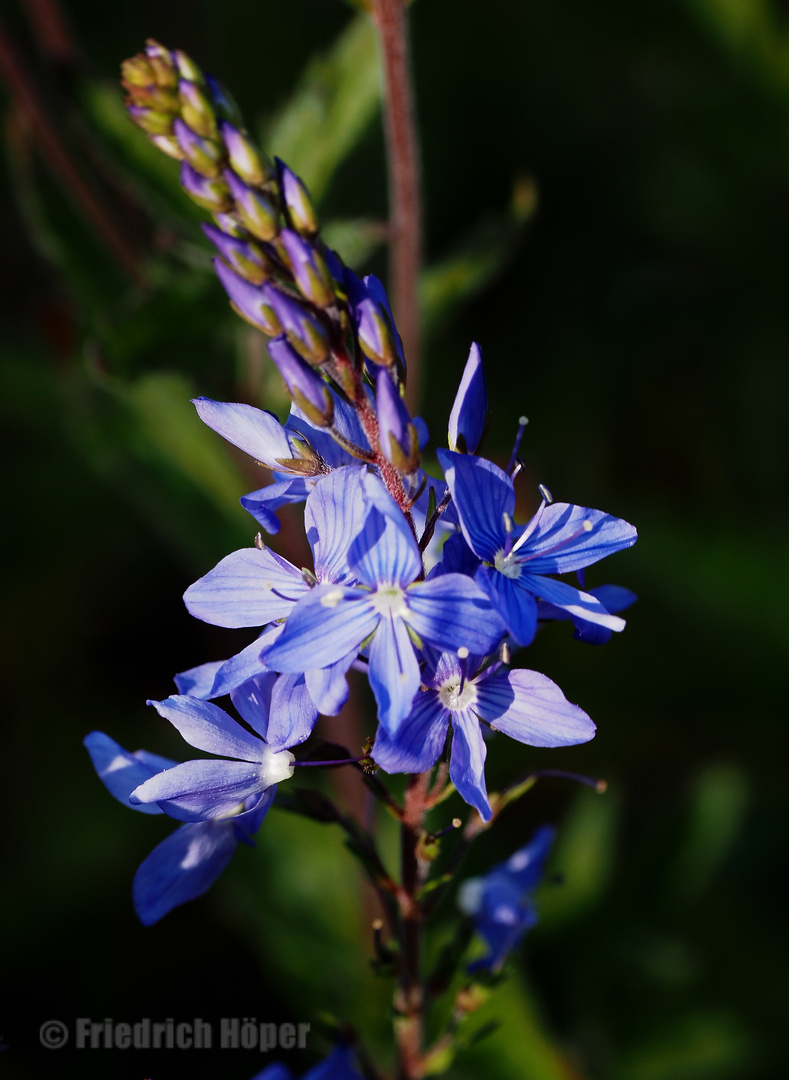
[1,1,786,1078]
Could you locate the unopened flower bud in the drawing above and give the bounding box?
[173,118,225,178]
[121,55,156,88]
[178,79,216,138]
[220,121,274,187]
[150,135,184,160]
[214,259,281,335]
[180,161,232,212]
[206,76,243,126]
[174,49,205,86]
[268,335,334,428]
[448,342,487,454]
[263,285,330,364]
[277,159,319,236]
[278,229,335,308]
[224,169,279,242]
[375,367,420,474]
[355,298,399,369]
[202,223,274,284]
[127,106,174,137]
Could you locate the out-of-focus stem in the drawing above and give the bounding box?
[395,770,430,1080]
[371,0,423,414]
[0,20,143,283]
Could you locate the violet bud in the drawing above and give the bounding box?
[202,224,274,285]
[220,121,274,187]
[278,229,335,309]
[448,342,487,454]
[268,335,334,428]
[179,161,232,212]
[224,169,279,242]
[277,159,319,236]
[375,366,420,474]
[178,80,216,138]
[214,259,281,336]
[263,285,331,364]
[173,118,225,178]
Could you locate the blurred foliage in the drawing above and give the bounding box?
[1,0,787,1079]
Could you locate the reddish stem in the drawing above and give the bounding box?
[371,0,423,414]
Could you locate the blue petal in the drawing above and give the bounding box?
[367,613,421,734]
[148,696,265,762]
[130,758,267,818]
[348,473,422,586]
[431,531,480,578]
[262,587,378,672]
[449,710,492,821]
[133,820,238,925]
[437,450,512,562]
[192,398,297,468]
[475,565,538,646]
[304,650,357,715]
[475,669,595,746]
[240,477,315,533]
[305,1044,365,1080]
[523,573,626,631]
[83,732,173,815]
[517,502,638,575]
[207,626,282,698]
[287,393,369,468]
[184,548,308,628]
[230,672,278,738]
[267,672,319,750]
[306,467,367,584]
[233,785,278,838]
[500,825,557,890]
[406,574,504,655]
[448,342,487,455]
[174,661,224,697]
[371,692,449,772]
[250,1066,293,1080]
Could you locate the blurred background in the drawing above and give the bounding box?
[1,1,787,1078]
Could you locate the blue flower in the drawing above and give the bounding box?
[437,450,638,646]
[458,825,556,971]
[263,470,505,734]
[251,1044,364,1080]
[84,731,277,925]
[371,652,594,820]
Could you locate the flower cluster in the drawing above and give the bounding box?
[86,40,638,926]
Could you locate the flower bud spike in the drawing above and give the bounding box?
[220,121,274,187]
[212,212,246,238]
[173,118,225,178]
[202,224,274,284]
[213,258,281,335]
[178,79,217,138]
[263,285,331,364]
[278,230,335,309]
[375,366,420,475]
[267,335,334,428]
[277,158,319,236]
[224,169,279,242]
[506,415,529,474]
[121,55,156,88]
[179,161,232,212]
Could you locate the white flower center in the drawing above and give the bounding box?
[493,548,522,579]
[371,584,410,619]
[259,747,295,787]
[438,674,477,713]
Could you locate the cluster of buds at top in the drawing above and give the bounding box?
[122,40,420,488]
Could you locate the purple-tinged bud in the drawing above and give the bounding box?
[268,335,334,428]
[202,223,274,284]
[278,230,335,308]
[375,367,420,474]
[355,298,399,370]
[448,342,487,454]
[128,106,174,137]
[263,284,330,364]
[220,121,274,187]
[224,169,279,242]
[206,76,243,126]
[174,49,205,86]
[214,259,281,336]
[212,212,245,238]
[173,118,225,178]
[364,274,406,372]
[178,79,217,138]
[121,55,156,88]
[180,161,232,212]
[277,159,319,237]
[151,135,184,161]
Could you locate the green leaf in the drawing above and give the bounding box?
[263,14,382,200]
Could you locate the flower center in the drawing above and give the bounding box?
[371,584,410,619]
[438,674,477,712]
[493,548,522,579]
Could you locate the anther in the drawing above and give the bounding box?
[538,483,553,504]
[254,532,266,550]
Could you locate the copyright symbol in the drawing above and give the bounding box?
[40,1020,68,1049]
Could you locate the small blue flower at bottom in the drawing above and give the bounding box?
[251,1044,364,1080]
[457,825,556,972]
[84,731,278,925]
